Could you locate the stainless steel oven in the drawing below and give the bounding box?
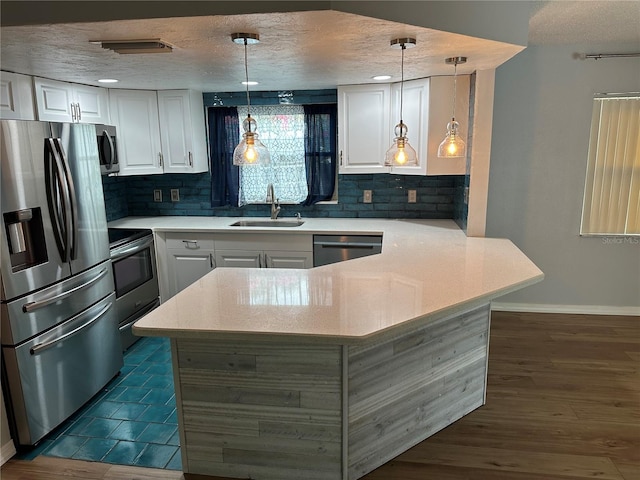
[108,229,159,350]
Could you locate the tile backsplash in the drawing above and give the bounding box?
[102,173,466,223]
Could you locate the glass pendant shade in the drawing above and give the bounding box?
[385,121,417,166]
[437,119,466,158]
[386,38,417,168]
[231,33,270,166]
[233,115,270,166]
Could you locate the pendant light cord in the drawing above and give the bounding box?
[400,43,405,126]
[243,38,252,130]
[451,60,457,122]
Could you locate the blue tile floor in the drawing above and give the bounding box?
[19,337,181,470]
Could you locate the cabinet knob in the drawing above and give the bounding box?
[76,103,81,122]
[188,152,193,167]
[159,152,164,167]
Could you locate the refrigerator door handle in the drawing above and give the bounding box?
[22,267,109,313]
[29,301,113,355]
[45,138,71,261]
[53,138,79,261]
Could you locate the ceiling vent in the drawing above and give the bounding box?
[96,39,173,54]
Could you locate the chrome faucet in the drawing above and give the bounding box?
[266,183,281,220]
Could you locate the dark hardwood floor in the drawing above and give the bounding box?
[2,311,638,480]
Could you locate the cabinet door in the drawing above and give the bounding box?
[109,89,163,175]
[33,77,74,122]
[215,250,262,268]
[425,75,470,176]
[265,251,313,269]
[157,90,193,173]
[389,78,429,176]
[167,250,215,297]
[157,90,208,174]
[338,84,391,174]
[0,72,35,120]
[74,84,110,124]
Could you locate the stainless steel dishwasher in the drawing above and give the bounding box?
[313,235,383,267]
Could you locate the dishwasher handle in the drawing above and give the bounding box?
[314,241,379,249]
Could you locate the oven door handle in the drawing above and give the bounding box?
[22,268,109,313]
[111,236,154,260]
[119,298,161,332]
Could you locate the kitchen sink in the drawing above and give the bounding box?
[230,220,305,228]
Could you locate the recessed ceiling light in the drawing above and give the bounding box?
[372,75,392,81]
[241,81,259,86]
[98,78,119,83]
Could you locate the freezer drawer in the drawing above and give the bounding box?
[2,292,123,446]
[1,261,115,345]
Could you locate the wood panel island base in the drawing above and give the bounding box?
[128,219,544,479]
[171,303,490,480]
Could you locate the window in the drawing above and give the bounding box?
[208,103,337,208]
[580,94,640,235]
[237,105,307,205]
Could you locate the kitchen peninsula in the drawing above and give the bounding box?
[115,217,543,480]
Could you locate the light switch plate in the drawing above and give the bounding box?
[408,189,417,203]
[171,189,180,202]
[153,190,162,202]
[363,190,372,203]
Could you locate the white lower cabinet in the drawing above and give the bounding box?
[214,233,313,270]
[215,249,312,269]
[164,233,216,298]
[158,231,312,300]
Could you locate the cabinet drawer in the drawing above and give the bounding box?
[165,232,215,250]
[214,233,312,252]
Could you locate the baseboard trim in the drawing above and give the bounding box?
[491,302,640,316]
[0,439,16,465]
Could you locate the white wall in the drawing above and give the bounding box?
[486,43,640,313]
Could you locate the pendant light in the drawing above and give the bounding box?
[385,38,418,167]
[231,33,270,166]
[437,56,467,158]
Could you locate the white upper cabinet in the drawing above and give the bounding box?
[110,89,209,176]
[338,75,470,176]
[389,77,429,176]
[109,89,164,175]
[157,90,208,174]
[33,77,110,124]
[338,84,391,174]
[425,75,470,176]
[0,71,36,120]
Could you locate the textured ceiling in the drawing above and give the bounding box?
[529,1,640,46]
[1,2,638,92]
[0,10,523,91]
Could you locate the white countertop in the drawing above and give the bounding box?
[112,216,544,344]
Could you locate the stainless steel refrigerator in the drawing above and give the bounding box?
[0,120,123,446]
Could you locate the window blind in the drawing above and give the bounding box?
[581,95,640,235]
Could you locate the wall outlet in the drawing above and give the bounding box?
[408,189,417,203]
[153,190,162,202]
[171,189,180,202]
[363,190,372,203]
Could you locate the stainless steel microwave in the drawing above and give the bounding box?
[95,124,119,175]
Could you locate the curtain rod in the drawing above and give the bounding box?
[580,53,640,60]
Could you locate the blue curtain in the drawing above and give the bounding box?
[208,107,240,207]
[303,104,337,206]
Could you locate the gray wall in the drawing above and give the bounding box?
[486,43,640,310]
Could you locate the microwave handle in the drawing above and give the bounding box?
[100,130,116,170]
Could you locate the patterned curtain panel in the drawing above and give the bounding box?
[208,107,240,207]
[237,105,308,206]
[303,104,337,205]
